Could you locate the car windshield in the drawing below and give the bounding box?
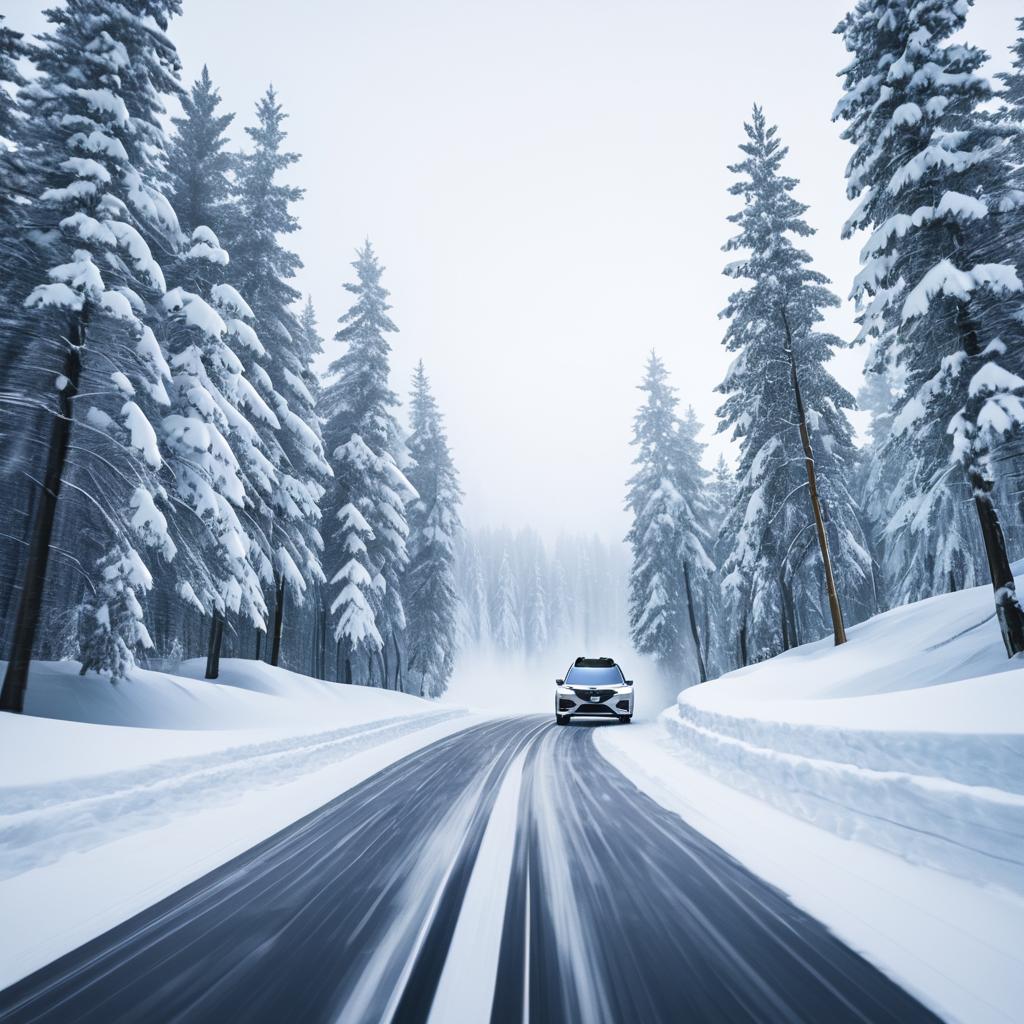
[565,666,624,687]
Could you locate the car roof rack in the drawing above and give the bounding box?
[574,656,616,668]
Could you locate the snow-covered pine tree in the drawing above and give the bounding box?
[493,548,522,653]
[468,542,493,648]
[834,1,1024,655]
[525,562,549,657]
[0,15,26,249]
[548,557,572,648]
[231,88,329,668]
[706,456,736,570]
[322,243,414,686]
[403,362,462,696]
[717,105,870,660]
[996,18,1024,166]
[164,66,236,241]
[674,406,715,681]
[162,69,288,677]
[625,352,688,674]
[1,0,185,704]
[704,455,738,674]
[296,297,331,676]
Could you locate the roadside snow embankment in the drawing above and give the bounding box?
[598,579,1024,1024]
[665,582,1024,893]
[0,658,472,988]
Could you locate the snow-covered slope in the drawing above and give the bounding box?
[0,659,471,988]
[598,576,1024,1024]
[658,580,1024,892]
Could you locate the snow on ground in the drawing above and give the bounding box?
[598,574,1024,1024]
[0,658,473,988]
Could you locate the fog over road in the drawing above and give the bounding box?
[0,717,939,1024]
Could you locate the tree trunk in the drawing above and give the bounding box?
[254,629,262,661]
[344,656,352,685]
[973,488,1024,656]
[319,606,327,680]
[954,302,1024,657]
[779,586,792,652]
[1,316,86,713]
[781,308,847,646]
[778,571,799,651]
[682,563,707,682]
[738,612,749,668]
[270,574,285,667]
[392,632,403,693]
[205,612,224,679]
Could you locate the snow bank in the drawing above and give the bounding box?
[598,723,1024,1024]
[0,658,472,987]
[650,577,1024,894]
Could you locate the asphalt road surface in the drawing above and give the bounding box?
[0,717,941,1023]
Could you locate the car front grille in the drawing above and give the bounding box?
[571,688,616,702]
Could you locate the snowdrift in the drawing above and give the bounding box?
[0,658,471,986]
[662,580,1024,894]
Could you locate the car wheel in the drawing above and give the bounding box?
[556,714,570,725]
[621,715,632,724]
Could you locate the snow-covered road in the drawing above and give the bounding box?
[0,717,937,1024]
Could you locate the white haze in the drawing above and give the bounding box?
[6,0,1021,544]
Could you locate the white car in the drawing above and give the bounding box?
[555,656,634,724]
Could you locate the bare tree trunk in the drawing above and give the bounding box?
[782,309,847,646]
[270,573,285,667]
[205,612,224,680]
[954,304,1024,657]
[392,632,403,693]
[254,629,262,661]
[318,605,327,679]
[738,611,749,668]
[973,488,1024,656]
[779,585,792,653]
[2,315,86,713]
[682,563,707,682]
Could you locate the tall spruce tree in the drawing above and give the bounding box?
[403,362,462,696]
[525,563,549,657]
[1,0,185,706]
[164,66,235,241]
[493,548,522,653]
[231,87,329,668]
[674,407,715,681]
[0,15,26,250]
[717,106,870,661]
[626,352,688,674]
[322,243,413,686]
[835,1,1024,655]
[159,69,288,661]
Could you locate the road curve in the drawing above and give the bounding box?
[0,717,940,1024]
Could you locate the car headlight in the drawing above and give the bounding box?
[557,686,574,696]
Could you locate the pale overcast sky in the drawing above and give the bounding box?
[7,0,1022,542]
